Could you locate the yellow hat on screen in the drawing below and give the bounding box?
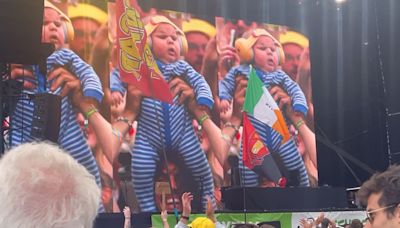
[182,18,216,39]
[188,217,215,228]
[68,3,108,25]
[279,30,309,48]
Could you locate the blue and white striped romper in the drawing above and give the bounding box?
[219,65,310,187]
[130,60,215,212]
[9,48,105,210]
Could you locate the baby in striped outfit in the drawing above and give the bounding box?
[219,28,310,187]
[124,15,215,212]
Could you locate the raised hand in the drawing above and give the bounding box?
[123,206,131,219]
[219,99,231,114]
[181,192,193,217]
[269,85,303,125]
[217,44,240,74]
[205,195,216,223]
[231,75,248,124]
[123,84,143,120]
[10,64,36,89]
[47,66,81,97]
[169,77,195,106]
[299,218,313,228]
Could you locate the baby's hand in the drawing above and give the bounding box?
[220,99,231,113]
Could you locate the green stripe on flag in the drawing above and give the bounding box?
[243,66,265,115]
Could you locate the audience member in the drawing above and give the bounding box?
[0,142,100,228]
[175,193,225,228]
[123,206,131,228]
[182,18,216,72]
[161,209,171,228]
[299,213,336,228]
[278,30,309,81]
[154,158,199,213]
[358,165,400,228]
[68,3,107,61]
[349,219,363,228]
[294,46,314,130]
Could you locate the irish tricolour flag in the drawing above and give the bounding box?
[241,66,290,187]
[243,67,291,145]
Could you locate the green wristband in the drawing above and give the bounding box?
[85,106,98,119]
[198,114,209,126]
[295,119,304,130]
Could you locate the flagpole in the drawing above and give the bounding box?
[240,134,248,224]
[148,72,179,223]
[159,136,180,223]
[240,66,256,225]
[145,46,179,223]
[242,154,248,224]
[115,0,179,222]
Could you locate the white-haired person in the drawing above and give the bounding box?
[0,142,100,228]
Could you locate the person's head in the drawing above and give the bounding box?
[320,218,331,228]
[42,1,73,50]
[257,221,280,228]
[0,142,100,228]
[182,18,216,72]
[68,3,107,61]
[235,28,284,73]
[232,224,260,228]
[349,219,363,228]
[145,15,188,64]
[279,30,309,80]
[358,165,400,228]
[189,217,215,228]
[258,225,276,228]
[154,157,199,212]
[155,161,182,212]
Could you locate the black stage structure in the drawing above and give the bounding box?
[0,0,44,154]
[137,0,400,188]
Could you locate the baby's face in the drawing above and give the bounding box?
[151,23,181,63]
[42,8,65,50]
[253,35,278,72]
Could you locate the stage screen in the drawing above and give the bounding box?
[108,4,317,212]
[4,0,316,214]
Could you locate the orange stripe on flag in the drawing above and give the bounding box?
[273,110,291,144]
